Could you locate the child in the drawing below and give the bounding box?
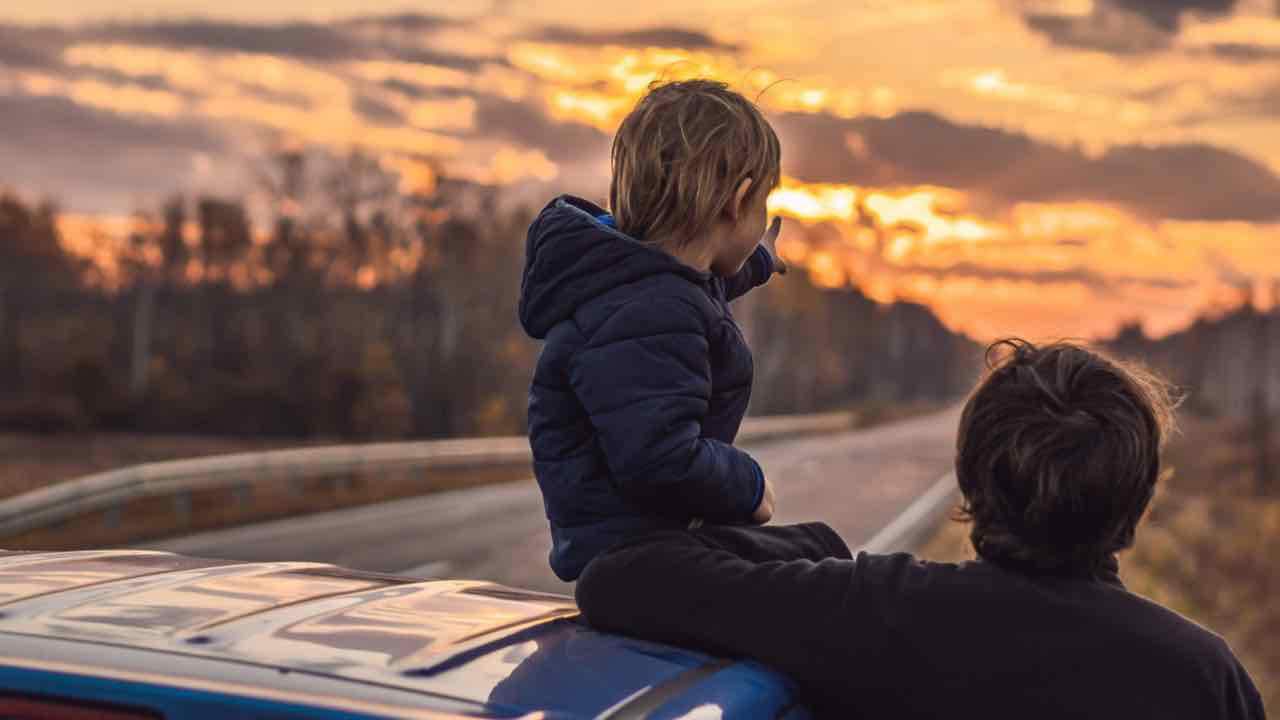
[518,78,793,582]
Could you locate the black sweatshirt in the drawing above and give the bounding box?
[575,523,1266,719]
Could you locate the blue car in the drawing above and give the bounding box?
[0,549,811,719]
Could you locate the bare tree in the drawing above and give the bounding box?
[0,195,83,394]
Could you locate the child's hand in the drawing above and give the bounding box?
[762,216,787,276]
[751,476,775,524]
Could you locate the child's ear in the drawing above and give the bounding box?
[725,177,753,222]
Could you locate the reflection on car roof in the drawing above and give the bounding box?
[0,550,804,718]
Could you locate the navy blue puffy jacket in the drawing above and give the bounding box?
[519,195,777,581]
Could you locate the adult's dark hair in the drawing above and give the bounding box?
[955,338,1179,574]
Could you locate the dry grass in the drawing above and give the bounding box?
[915,414,1277,712]
[848,399,951,430]
[1121,415,1278,712]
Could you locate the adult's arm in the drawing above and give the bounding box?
[575,529,879,711]
[569,295,764,523]
[1225,656,1267,720]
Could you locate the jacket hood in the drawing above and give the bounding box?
[518,194,710,339]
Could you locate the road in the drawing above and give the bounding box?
[139,407,962,595]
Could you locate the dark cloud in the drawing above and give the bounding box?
[78,18,495,70]
[378,78,435,99]
[472,94,611,163]
[0,93,225,212]
[380,79,480,100]
[80,67,176,94]
[1172,80,1280,128]
[775,110,1280,222]
[1022,11,1171,53]
[353,94,403,124]
[1110,0,1236,32]
[1020,0,1239,53]
[1064,144,1280,222]
[343,13,500,69]
[341,13,460,33]
[903,261,1192,293]
[0,25,69,69]
[528,25,737,51]
[778,111,1047,189]
[346,84,610,165]
[382,46,493,71]
[0,93,219,161]
[1208,42,1280,61]
[90,20,365,60]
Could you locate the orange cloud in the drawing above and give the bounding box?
[15,9,1280,345]
[505,41,896,133]
[766,177,1280,341]
[445,145,560,185]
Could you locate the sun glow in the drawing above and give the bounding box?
[11,9,1280,346]
[767,181,858,223]
[765,178,1280,340]
[506,42,895,133]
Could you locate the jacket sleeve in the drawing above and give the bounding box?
[575,529,867,712]
[569,295,765,523]
[721,244,776,302]
[1225,656,1267,720]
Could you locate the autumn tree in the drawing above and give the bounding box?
[0,194,85,394]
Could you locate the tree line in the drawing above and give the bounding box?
[0,149,981,440]
[1108,298,1279,492]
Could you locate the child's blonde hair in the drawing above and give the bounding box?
[609,78,781,249]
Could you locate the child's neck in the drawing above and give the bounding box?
[660,238,718,275]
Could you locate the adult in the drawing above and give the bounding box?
[576,339,1265,719]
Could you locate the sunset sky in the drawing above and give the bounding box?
[3,0,1280,340]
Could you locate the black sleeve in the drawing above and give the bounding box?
[691,522,852,564]
[721,244,775,302]
[575,528,873,711]
[1226,656,1267,720]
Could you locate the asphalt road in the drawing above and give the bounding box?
[139,407,962,595]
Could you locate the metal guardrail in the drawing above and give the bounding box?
[0,412,853,541]
[858,471,960,555]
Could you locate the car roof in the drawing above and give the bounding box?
[0,550,799,718]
